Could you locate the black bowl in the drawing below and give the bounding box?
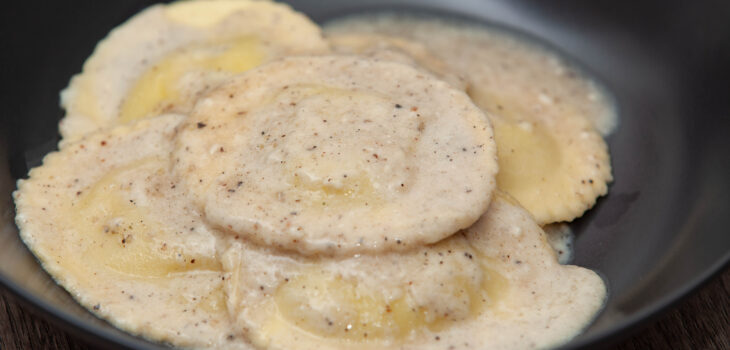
[1,0,729,349]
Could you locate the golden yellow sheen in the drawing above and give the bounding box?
[269,264,507,344]
[70,77,103,125]
[289,173,381,210]
[493,117,562,202]
[119,37,264,123]
[71,158,220,278]
[471,87,612,224]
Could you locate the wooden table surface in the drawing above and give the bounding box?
[1,269,729,350]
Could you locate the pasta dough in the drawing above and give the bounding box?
[59,0,328,144]
[327,33,467,90]
[173,55,498,255]
[220,194,606,350]
[15,115,249,349]
[326,14,615,224]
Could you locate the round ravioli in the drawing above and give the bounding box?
[327,33,467,90]
[14,115,251,349]
[59,0,329,145]
[471,91,612,224]
[325,15,614,224]
[219,193,606,350]
[173,55,498,255]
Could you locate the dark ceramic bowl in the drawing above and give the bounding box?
[1,1,729,349]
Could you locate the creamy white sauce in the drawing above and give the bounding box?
[173,55,498,256]
[15,6,614,350]
[222,195,606,350]
[325,13,618,137]
[543,223,575,264]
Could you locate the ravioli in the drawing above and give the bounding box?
[59,0,328,145]
[325,15,614,224]
[14,115,250,349]
[473,92,612,224]
[14,5,617,350]
[173,55,498,255]
[327,33,467,90]
[220,194,606,350]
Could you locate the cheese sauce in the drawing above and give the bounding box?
[15,5,614,350]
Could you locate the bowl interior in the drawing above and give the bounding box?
[1,0,729,349]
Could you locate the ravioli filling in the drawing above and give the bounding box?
[119,37,265,123]
[73,158,220,278]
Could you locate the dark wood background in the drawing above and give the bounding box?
[1,269,728,350]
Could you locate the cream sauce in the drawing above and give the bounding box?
[325,14,616,225]
[544,223,575,265]
[15,5,613,350]
[325,13,618,136]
